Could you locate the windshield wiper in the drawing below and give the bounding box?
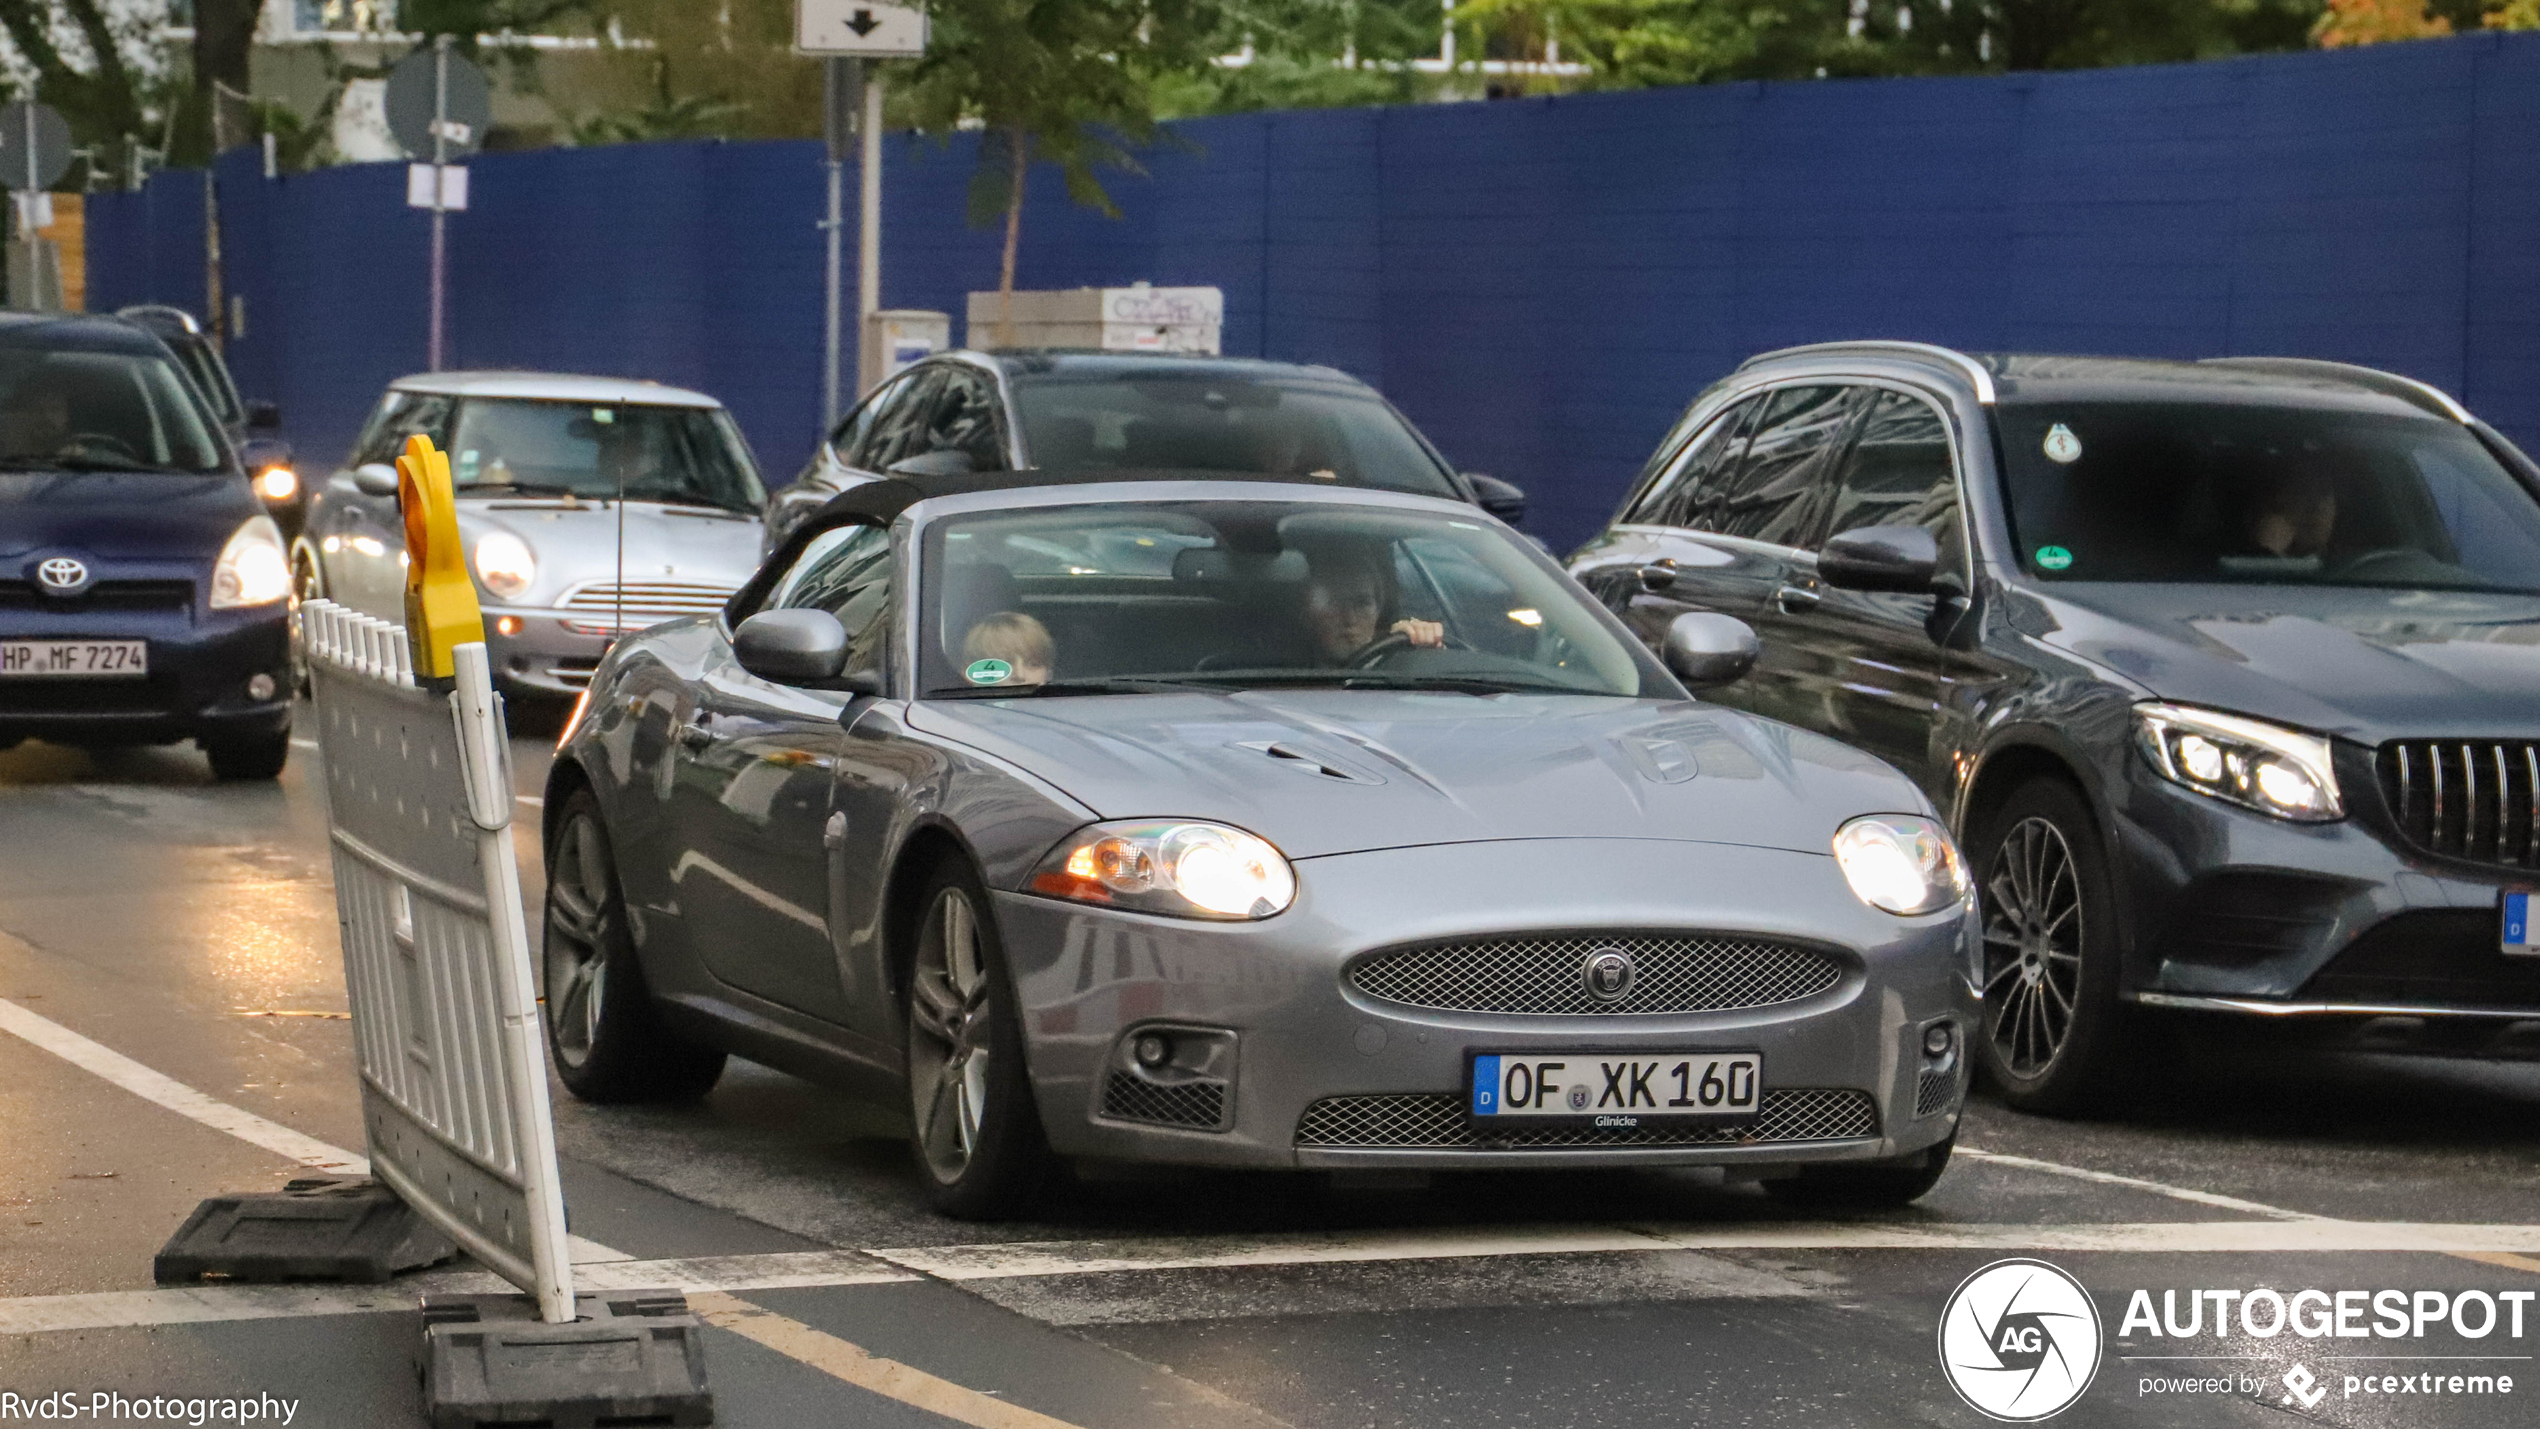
[930,677,1213,699]
[465,482,582,499]
[635,491,756,516]
[1179,670,1593,697]
[45,454,209,474]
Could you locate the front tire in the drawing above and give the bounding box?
[904,861,1054,1220]
[1973,779,2128,1114]
[288,542,326,697]
[1763,1135,1954,1209]
[542,788,726,1103]
[203,728,290,781]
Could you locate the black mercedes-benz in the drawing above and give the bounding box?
[1569,343,2540,1111]
[0,314,293,779]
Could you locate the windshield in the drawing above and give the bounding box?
[0,342,225,473]
[1996,402,2540,594]
[446,398,765,510]
[170,338,243,428]
[1009,369,1463,499]
[919,500,1659,698]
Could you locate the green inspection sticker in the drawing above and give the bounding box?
[2036,545,2074,572]
[964,658,1013,685]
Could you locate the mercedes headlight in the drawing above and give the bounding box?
[2135,702,2342,822]
[210,515,291,609]
[1030,821,1297,920]
[1833,815,1968,917]
[473,530,537,600]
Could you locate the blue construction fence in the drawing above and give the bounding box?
[86,31,2540,552]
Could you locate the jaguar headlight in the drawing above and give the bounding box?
[209,515,291,609]
[1030,821,1297,920]
[1833,814,1968,917]
[2134,702,2342,822]
[473,530,537,600]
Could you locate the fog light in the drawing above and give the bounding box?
[247,673,277,701]
[1923,1022,1956,1058]
[1133,1033,1172,1068]
[495,615,522,637]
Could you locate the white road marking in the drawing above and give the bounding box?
[0,1252,914,1335]
[289,738,321,750]
[13,1224,2540,1337]
[0,997,368,1177]
[1956,1145,2321,1220]
[873,1220,2540,1283]
[515,794,543,807]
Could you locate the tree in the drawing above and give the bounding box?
[901,0,1223,339]
[0,0,151,176]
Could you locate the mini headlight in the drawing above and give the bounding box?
[209,515,291,609]
[474,530,537,600]
[1833,814,1968,917]
[1030,821,1297,920]
[255,466,298,502]
[2134,702,2342,822]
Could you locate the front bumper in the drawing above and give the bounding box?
[0,599,290,747]
[479,609,612,699]
[2112,751,2540,1035]
[995,837,1977,1171]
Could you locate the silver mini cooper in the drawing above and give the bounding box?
[294,372,766,699]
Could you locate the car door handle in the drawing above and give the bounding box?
[823,812,849,850]
[1775,584,1822,613]
[1637,562,1680,593]
[678,713,716,750]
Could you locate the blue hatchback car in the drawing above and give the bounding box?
[0,313,293,778]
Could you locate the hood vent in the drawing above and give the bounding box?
[1235,740,1383,785]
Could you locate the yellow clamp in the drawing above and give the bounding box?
[398,434,484,680]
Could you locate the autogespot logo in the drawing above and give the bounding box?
[1939,1258,2105,1421]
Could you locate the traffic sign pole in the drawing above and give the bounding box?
[797,1,925,405]
[429,34,452,372]
[858,68,883,396]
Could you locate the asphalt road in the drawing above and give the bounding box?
[4,717,2539,1429]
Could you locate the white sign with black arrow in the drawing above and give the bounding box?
[796,0,928,57]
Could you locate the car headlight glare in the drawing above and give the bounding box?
[210,515,291,609]
[1031,821,1296,920]
[474,530,537,600]
[1833,814,1967,917]
[255,466,298,502]
[2135,702,2342,822]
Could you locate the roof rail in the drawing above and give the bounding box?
[2198,357,2470,423]
[1738,340,1996,405]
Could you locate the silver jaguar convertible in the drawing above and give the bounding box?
[542,471,1979,1217]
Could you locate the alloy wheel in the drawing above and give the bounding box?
[1982,815,2084,1078]
[543,812,613,1069]
[909,886,994,1185]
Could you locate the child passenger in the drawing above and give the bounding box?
[960,611,1054,686]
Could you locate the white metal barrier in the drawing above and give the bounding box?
[302,597,573,1324]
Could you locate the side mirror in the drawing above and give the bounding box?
[1465,473,1526,525]
[733,608,850,685]
[246,400,282,431]
[1819,524,1941,593]
[887,448,977,479]
[351,463,401,498]
[1661,612,1759,690]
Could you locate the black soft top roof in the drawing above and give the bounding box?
[730,467,1414,623]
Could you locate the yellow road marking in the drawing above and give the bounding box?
[690,1290,1088,1429]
